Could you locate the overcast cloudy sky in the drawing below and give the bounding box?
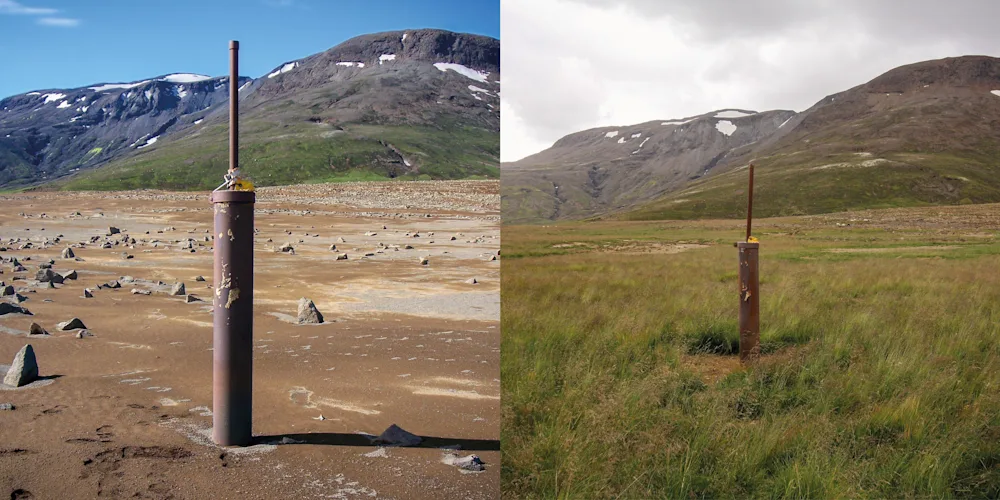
[500,0,1000,162]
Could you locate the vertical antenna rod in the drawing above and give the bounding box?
[746,163,754,242]
[229,40,239,174]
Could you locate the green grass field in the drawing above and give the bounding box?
[501,204,1000,498]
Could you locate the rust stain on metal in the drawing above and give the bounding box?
[224,288,240,309]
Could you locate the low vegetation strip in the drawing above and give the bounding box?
[501,211,1000,498]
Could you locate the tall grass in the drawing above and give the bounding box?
[501,217,1000,498]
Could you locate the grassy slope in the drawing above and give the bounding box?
[502,211,1000,498]
[48,118,498,191]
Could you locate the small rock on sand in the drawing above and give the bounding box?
[445,453,486,472]
[419,257,429,265]
[336,253,348,260]
[28,323,48,336]
[170,283,186,296]
[83,288,93,298]
[194,276,206,282]
[0,403,13,410]
[131,289,151,295]
[373,424,422,447]
[0,303,31,316]
[60,270,77,280]
[3,344,39,387]
[75,330,93,339]
[465,278,478,284]
[1,285,13,296]
[57,318,86,331]
[109,227,121,235]
[61,247,75,258]
[297,298,324,324]
[185,295,201,303]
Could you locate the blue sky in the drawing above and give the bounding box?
[0,0,499,99]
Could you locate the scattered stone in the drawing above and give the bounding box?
[297,298,324,324]
[0,303,31,316]
[329,244,337,251]
[465,278,478,284]
[104,280,121,289]
[170,283,186,296]
[373,424,422,447]
[61,247,75,258]
[3,344,38,387]
[35,268,63,284]
[131,289,151,295]
[13,294,27,303]
[404,245,414,250]
[28,323,48,336]
[75,330,93,339]
[60,269,78,280]
[109,227,121,235]
[194,276,206,282]
[336,253,348,260]
[0,403,13,410]
[419,257,429,266]
[56,318,86,331]
[121,252,133,260]
[83,288,93,298]
[1,285,13,296]
[185,295,201,303]
[444,453,486,472]
[278,243,295,253]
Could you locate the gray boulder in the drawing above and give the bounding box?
[3,344,38,387]
[61,247,75,258]
[373,424,422,447]
[297,298,324,324]
[28,322,48,336]
[56,318,86,330]
[170,283,186,296]
[0,303,31,316]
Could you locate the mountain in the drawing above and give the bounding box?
[501,109,794,223]
[503,55,1000,223]
[0,28,500,191]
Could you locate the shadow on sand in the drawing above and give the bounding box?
[253,433,500,451]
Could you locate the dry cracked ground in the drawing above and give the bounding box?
[0,180,500,499]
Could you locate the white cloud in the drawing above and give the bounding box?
[37,16,79,27]
[500,0,1000,162]
[0,0,56,15]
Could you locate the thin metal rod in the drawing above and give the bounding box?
[229,40,239,174]
[746,163,754,242]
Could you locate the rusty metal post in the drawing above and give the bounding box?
[212,40,254,447]
[737,162,759,363]
[737,242,760,363]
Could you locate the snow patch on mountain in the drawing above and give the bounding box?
[661,118,695,126]
[89,81,150,92]
[631,137,650,155]
[43,93,67,103]
[56,101,71,109]
[161,74,212,83]
[714,110,755,119]
[992,90,1000,97]
[337,61,366,68]
[137,136,159,149]
[433,63,489,83]
[604,130,619,138]
[715,120,737,136]
[379,54,397,64]
[268,62,298,79]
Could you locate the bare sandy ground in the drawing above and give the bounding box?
[0,180,500,499]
